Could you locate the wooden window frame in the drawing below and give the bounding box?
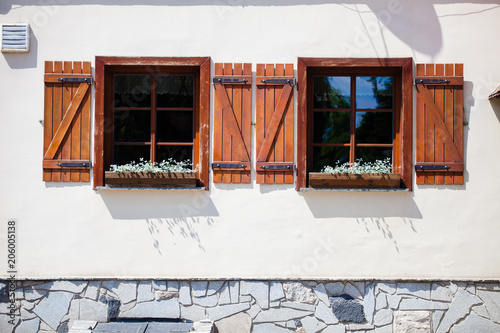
[297,58,413,191]
[94,56,211,190]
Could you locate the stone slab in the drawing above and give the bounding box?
[79,298,108,322]
[397,283,431,300]
[376,293,388,310]
[152,281,167,291]
[240,281,269,309]
[282,301,316,312]
[192,282,208,297]
[252,323,291,333]
[330,294,366,323]
[84,281,100,301]
[254,307,312,323]
[453,313,500,333]
[137,281,154,303]
[301,315,327,333]
[179,282,192,306]
[283,282,317,304]
[315,301,339,324]
[102,281,137,304]
[119,299,180,319]
[436,288,481,333]
[207,281,224,296]
[16,318,40,333]
[394,311,431,333]
[377,282,396,295]
[214,311,251,333]
[206,302,250,321]
[477,289,500,323]
[33,291,74,330]
[229,281,240,304]
[270,281,285,302]
[193,293,218,307]
[431,283,453,302]
[374,308,393,327]
[36,281,87,294]
[219,283,231,305]
[314,283,330,305]
[325,282,344,295]
[181,305,207,321]
[399,298,449,310]
[363,283,375,324]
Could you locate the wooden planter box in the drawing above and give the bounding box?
[105,171,197,188]
[309,172,401,189]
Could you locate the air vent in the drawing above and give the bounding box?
[1,24,29,53]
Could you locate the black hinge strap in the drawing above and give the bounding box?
[57,162,92,168]
[260,164,294,170]
[415,164,450,171]
[213,78,248,84]
[260,78,295,84]
[212,163,247,169]
[58,77,93,84]
[415,79,450,84]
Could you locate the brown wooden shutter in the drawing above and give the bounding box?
[415,63,464,185]
[256,64,295,184]
[213,63,252,183]
[43,61,92,182]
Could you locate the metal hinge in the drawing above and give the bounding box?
[212,163,247,169]
[415,78,450,85]
[57,162,92,168]
[213,78,248,84]
[260,78,295,84]
[58,77,93,84]
[415,164,450,171]
[260,164,294,170]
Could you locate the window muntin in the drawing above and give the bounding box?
[312,75,395,172]
[111,73,195,169]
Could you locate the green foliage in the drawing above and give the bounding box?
[321,158,393,174]
[109,158,194,173]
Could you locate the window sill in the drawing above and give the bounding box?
[300,187,409,192]
[95,186,205,191]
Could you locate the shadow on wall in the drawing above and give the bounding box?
[2,0,499,58]
[301,191,420,252]
[100,191,219,253]
[490,95,500,122]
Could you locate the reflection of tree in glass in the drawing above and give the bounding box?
[314,112,350,144]
[355,112,392,144]
[313,77,350,109]
[356,147,392,163]
[313,147,350,172]
[365,76,393,109]
[157,75,194,108]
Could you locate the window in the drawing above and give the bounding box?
[297,58,413,190]
[94,57,210,189]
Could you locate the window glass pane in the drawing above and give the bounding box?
[157,75,194,108]
[157,111,193,143]
[355,112,393,144]
[356,76,393,109]
[113,145,150,165]
[156,146,193,166]
[114,75,151,108]
[114,110,151,142]
[355,147,393,163]
[312,146,350,172]
[313,76,351,109]
[313,111,350,144]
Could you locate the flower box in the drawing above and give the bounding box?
[309,172,401,189]
[105,171,197,188]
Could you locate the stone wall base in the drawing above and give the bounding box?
[1,279,500,332]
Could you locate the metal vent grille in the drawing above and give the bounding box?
[1,24,29,53]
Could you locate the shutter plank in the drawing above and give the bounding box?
[434,64,445,185]
[80,62,92,182]
[71,61,82,182]
[241,63,252,183]
[231,63,243,183]
[61,61,73,181]
[256,64,266,184]
[265,64,275,184]
[444,64,455,185]
[222,63,233,183]
[284,64,294,184]
[43,62,54,181]
[416,64,426,185]
[424,64,436,185]
[274,64,285,184]
[213,63,223,183]
[52,61,63,182]
[453,64,464,185]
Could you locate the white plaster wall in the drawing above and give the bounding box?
[1,1,500,279]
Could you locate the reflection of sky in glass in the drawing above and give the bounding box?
[356,76,393,109]
[328,77,350,98]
